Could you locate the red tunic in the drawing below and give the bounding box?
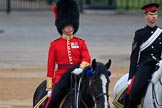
[47,36,91,83]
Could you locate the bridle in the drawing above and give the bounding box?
[152,78,162,108]
[78,70,108,108]
[89,71,108,104]
[90,79,107,100]
[95,93,107,100]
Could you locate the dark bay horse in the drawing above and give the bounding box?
[33,59,111,108]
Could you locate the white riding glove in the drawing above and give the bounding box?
[47,90,52,97]
[127,79,132,85]
[71,67,83,75]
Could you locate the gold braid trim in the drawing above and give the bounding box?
[80,61,89,69]
[34,95,48,108]
[46,77,52,90]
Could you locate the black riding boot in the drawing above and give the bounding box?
[127,86,143,108]
[124,94,129,108]
[126,99,139,108]
[124,94,139,108]
[47,72,71,108]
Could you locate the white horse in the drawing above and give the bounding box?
[113,60,162,108]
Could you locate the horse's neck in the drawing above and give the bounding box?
[150,69,162,101]
[144,79,162,108]
[154,79,162,101]
[144,63,162,104]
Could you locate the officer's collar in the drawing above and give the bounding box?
[146,25,157,30]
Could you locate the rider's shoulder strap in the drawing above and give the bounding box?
[140,28,162,51]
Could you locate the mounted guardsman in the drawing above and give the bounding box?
[124,2,162,108]
[44,0,91,107]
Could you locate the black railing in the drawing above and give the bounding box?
[115,0,162,10]
[2,0,55,13]
[84,0,116,10]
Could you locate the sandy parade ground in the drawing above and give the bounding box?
[0,11,162,108]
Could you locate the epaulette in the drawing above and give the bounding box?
[50,37,62,44]
[52,37,61,42]
[135,27,145,33]
[159,27,162,29]
[74,36,84,41]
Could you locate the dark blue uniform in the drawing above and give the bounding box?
[129,25,162,79]
[128,25,162,107]
[124,3,161,108]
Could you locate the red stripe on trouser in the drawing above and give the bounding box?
[127,76,135,95]
[45,91,53,108]
[45,85,55,108]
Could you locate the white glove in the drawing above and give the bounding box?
[47,90,52,97]
[71,67,83,75]
[156,60,162,66]
[127,79,132,85]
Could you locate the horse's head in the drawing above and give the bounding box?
[90,59,111,108]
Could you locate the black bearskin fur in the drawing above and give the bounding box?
[55,0,79,35]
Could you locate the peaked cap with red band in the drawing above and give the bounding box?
[141,3,159,12]
[52,0,79,35]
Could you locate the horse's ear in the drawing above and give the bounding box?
[92,59,97,70]
[105,59,111,70]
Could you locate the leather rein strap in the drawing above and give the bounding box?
[152,79,162,108]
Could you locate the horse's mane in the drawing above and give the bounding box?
[152,61,162,83]
[79,65,92,88]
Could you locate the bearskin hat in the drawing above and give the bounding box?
[52,0,80,35]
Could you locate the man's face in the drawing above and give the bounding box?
[62,25,74,36]
[144,11,158,24]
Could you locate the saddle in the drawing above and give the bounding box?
[113,83,143,108]
[113,85,128,108]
